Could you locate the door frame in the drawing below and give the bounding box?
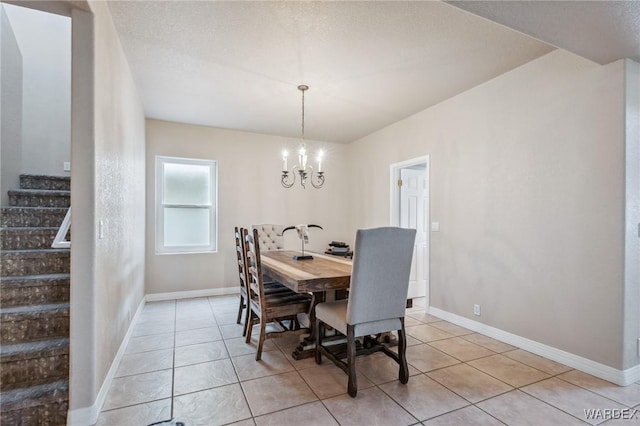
[390,155,430,307]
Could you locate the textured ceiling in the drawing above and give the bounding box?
[107,1,555,144]
[448,1,640,65]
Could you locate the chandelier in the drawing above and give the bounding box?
[281,85,325,189]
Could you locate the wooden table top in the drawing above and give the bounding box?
[260,250,352,293]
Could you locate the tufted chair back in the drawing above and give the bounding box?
[250,224,285,251]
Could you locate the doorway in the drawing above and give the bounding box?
[390,156,430,307]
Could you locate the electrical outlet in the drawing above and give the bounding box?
[63,162,71,172]
[473,304,481,316]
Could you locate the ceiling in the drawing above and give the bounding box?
[107,1,637,144]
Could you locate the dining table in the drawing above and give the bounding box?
[260,250,353,359]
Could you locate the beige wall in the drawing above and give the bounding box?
[145,119,350,295]
[2,4,70,177]
[0,6,22,204]
[346,50,628,369]
[623,59,640,369]
[69,1,146,419]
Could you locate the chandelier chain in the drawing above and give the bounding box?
[301,87,305,139]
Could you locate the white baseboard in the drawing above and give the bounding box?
[429,307,638,386]
[622,364,640,385]
[67,298,146,426]
[68,288,239,425]
[145,286,238,302]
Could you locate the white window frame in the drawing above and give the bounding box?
[155,155,217,254]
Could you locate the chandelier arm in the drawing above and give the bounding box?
[310,171,325,189]
[281,166,298,188]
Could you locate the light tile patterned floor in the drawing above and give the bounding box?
[96,296,640,425]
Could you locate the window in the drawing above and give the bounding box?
[156,156,217,254]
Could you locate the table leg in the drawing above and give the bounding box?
[292,290,326,359]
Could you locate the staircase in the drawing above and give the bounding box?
[1,174,70,425]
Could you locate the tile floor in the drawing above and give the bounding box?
[96,296,640,426]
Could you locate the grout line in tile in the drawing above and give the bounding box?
[373,383,420,425]
[471,401,510,425]
[552,372,639,409]
[516,385,594,425]
[100,295,632,426]
[170,299,177,419]
[424,340,498,364]
[215,296,254,418]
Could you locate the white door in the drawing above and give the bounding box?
[399,166,428,300]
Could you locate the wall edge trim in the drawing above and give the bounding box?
[429,306,640,386]
[67,288,239,424]
[67,297,146,425]
[145,287,239,302]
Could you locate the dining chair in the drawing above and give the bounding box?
[251,224,285,251]
[251,224,285,282]
[314,227,416,397]
[234,227,250,332]
[244,228,313,360]
[235,227,292,336]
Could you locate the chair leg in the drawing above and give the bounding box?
[255,318,267,361]
[245,311,255,344]
[398,319,409,384]
[315,317,322,365]
[242,299,251,337]
[347,324,358,397]
[236,293,244,325]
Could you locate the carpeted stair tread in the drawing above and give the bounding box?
[1,250,70,276]
[1,338,69,359]
[1,303,70,315]
[19,174,70,191]
[1,273,70,284]
[8,189,70,208]
[0,303,70,345]
[0,379,68,406]
[1,248,70,256]
[0,227,59,231]
[8,189,70,196]
[0,273,70,308]
[0,207,67,228]
[0,227,60,250]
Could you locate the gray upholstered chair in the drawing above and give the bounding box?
[251,224,285,251]
[244,228,313,360]
[315,227,416,397]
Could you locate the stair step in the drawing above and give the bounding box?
[0,207,68,228]
[0,227,60,250]
[20,174,70,191]
[1,338,69,391]
[0,249,70,276]
[0,380,68,426]
[8,189,70,208]
[0,303,70,345]
[0,274,70,308]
